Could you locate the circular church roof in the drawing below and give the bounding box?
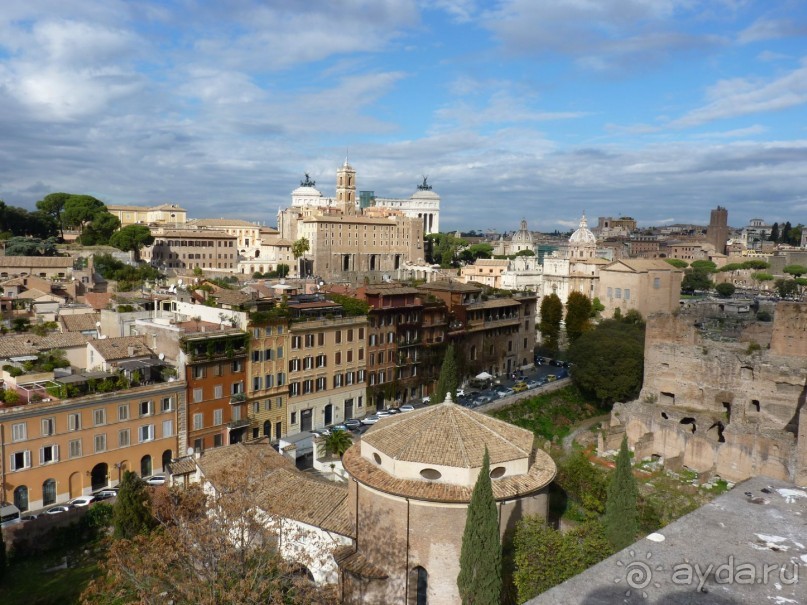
[291,185,323,197]
[342,396,556,503]
[569,213,597,245]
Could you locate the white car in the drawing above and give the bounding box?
[399,404,415,412]
[68,496,95,507]
[45,505,71,515]
[376,410,393,418]
[144,475,166,486]
[361,415,380,425]
[422,396,431,404]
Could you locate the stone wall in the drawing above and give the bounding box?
[603,302,807,484]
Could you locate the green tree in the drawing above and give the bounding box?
[556,450,608,514]
[752,272,774,289]
[275,263,290,277]
[664,258,688,269]
[318,430,353,458]
[787,224,803,246]
[783,264,807,279]
[604,436,639,550]
[769,222,779,243]
[715,282,736,298]
[513,518,612,602]
[460,242,494,263]
[113,471,155,540]
[36,192,71,239]
[775,278,799,299]
[458,449,502,605]
[79,211,120,245]
[110,225,155,261]
[326,293,371,316]
[539,293,563,352]
[291,237,310,276]
[568,318,645,405]
[782,221,793,245]
[425,233,467,268]
[590,297,605,318]
[681,268,713,293]
[3,236,59,256]
[565,291,592,344]
[690,260,717,273]
[742,259,770,270]
[433,343,459,404]
[62,195,106,233]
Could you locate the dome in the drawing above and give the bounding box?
[511,219,534,244]
[569,213,597,245]
[342,395,557,502]
[411,188,439,200]
[291,185,323,197]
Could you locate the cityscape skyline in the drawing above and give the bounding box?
[1,1,806,232]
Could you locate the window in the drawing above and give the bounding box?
[161,397,173,412]
[94,408,106,426]
[118,404,129,421]
[214,434,223,448]
[316,354,326,368]
[277,346,283,359]
[277,372,285,386]
[358,369,365,382]
[193,413,203,430]
[139,400,154,417]
[139,425,155,443]
[214,384,223,398]
[624,289,631,300]
[277,325,283,335]
[369,334,377,346]
[346,371,355,385]
[193,388,203,403]
[290,382,300,396]
[94,434,107,453]
[265,374,274,388]
[253,376,262,391]
[213,363,222,376]
[264,326,272,336]
[289,358,300,372]
[231,360,243,373]
[303,379,313,394]
[291,335,301,349]
[335,330,342,344]
[290,412,297,424]
[347,350,353,363]
[607,286,613,298]
[231,406,241,421]
[162,420,174,438]
[653,277,661,289]
[317,332,324,346]
[264,399,272,411]
[252,350,262,362]
[358,327,364,339]
[231,382,244,395]
[615,288,622,299]
[69,439,82,458]
[316,377,326,391]
[347,329,354,342]
[305,334,314,347]
[193,366,206,379]
[303,356,313,370]
[335,351,342,365]
[334,373,343,388]
[253,401,261,414]
[12,423,27,442]
[358,348,364,361]
[10,450,32,471]
[387,331,394,343]
[41,418,55,437]
[118,430,130,448]
[264,348,273,361]
[214,409,223,426]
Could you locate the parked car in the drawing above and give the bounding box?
[546,374,557,382]
[68,496,95,508]
[376,410,393,418]
[21,513,39,522]
[344,419,362,429]
[386,407,401,414]
[45,505,71,515]
[144,475,166,486]
[361,415,380,425]
[557,368,569,379]
[497,388,515,399]
[526,380,541,389]
[422,395,431,404]
[399,404,415,413]
[1,503,22,527]
[93,489,118,501]
[331,424,348,432]
[512,381,528,393]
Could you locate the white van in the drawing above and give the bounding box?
[1,502,22,528]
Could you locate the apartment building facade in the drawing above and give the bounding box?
[142,229,238,272]
[1,381,185,511]
[246,317,290,441]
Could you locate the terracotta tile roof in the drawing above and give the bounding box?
[334,546,389,580]
[473,259,510,266]
[607,259,682,272]
[0,256,72,268]
[15,288,52,300]
[197,442,353,537]
[59,313,101,333]
[342,445,555,504]
[361,400,534,467]
[419,281,481,293]
[84,292,113,310]
[168,456,197,475]
[0,332,90,359]
[90,335,152,361]
[210,289,254,306]
[155,229,233,238]
[466,298,522,311]
[189,218,258,228]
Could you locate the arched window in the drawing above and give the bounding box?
[263,420,271,436]
[408,566,428,605]
[43,479,56,506]
[141,455,152,477]
[14,485,29,511]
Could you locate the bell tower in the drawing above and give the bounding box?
[336,159,356,215]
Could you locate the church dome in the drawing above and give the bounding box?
[342,395,556,502]
[569,213,597,246]
[511,219,534,244]
[291,185,322,197]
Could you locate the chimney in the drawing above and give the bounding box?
[128,345,135,357]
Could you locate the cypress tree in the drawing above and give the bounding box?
[433,343,459,404]
[113,471,155,539]
[539,293,563,352]
[458,448,502,605]
[604,436,639,550]
[565,291,592,343]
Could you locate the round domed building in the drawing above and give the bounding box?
[339,395,556,604]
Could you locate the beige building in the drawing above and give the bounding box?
[0,256,73,280]
[597,259,683,319]
[460,259,510,288]
[107,203,187,227]
[246,318,290,441]
[141,229,238,272]
[285,299,368,433]
[340,397,556,604]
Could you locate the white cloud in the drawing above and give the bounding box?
[672,59,807,127]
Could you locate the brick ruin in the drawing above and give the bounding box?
[601,301,807,485]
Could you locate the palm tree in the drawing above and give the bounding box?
[318,430,353,459]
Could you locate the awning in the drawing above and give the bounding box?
[475,371,493,380]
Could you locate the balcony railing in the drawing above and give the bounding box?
[230,392,247,404]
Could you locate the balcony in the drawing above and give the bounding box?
[227,418,250,430]
[230,392,247,404]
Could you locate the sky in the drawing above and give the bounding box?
[1,1,807,233]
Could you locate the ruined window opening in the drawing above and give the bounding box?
[751,399,760,412]
[679,417,696,433]
[741,366,754,380]
[708,421,726,443]
[661,412,669,419]
[660,392,675,405]
[722,402,732,423]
